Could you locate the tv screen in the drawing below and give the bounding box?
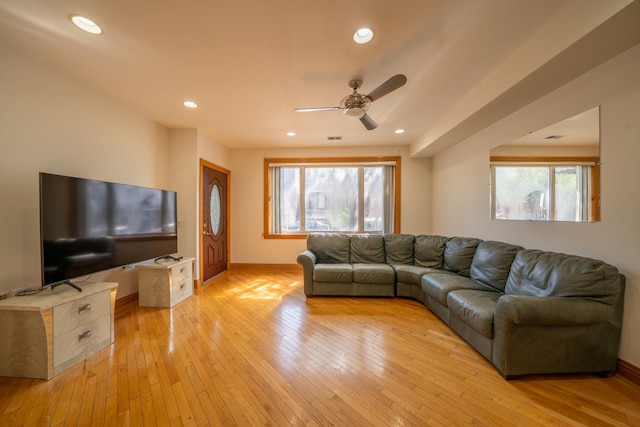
[40,173,177,286]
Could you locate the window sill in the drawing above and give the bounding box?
[263,233,308,240]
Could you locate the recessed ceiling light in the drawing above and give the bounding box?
[69,15,103,35]
[286,131,296,137]
[182,101,198,109]
[394,129,405,134]
[353,28,374,44]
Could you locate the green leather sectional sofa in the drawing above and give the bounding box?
[296,233,625,378]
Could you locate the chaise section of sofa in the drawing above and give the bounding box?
[492,249,625,378]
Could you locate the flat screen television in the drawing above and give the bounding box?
[40,172,177,287]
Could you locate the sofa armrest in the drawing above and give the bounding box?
[493,294,622,377]
[495,295,613,326]
[297,250,317,296]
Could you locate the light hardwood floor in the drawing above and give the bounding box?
[1,268,639,426]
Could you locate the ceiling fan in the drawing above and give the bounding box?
[294,74,407,130]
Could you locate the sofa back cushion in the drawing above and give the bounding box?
[470,241,522,291]
[505,249,622,304]
[444,237,483,277]
[414,235,448,268]
[384,234,415,265]
[350,234,385,263]
[307,233,350,264]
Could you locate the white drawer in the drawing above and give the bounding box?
[53,290,111,337]
[171,263,191,282]
[171,279,193,305]
[53,315,111,367]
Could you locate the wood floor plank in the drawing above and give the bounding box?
[50,373,77,425]
[1,268,639,426]
[104,394,118,427]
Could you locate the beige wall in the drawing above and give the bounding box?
[228,146,432,264]
[168,129,198,261]
[431,44,640,366]
[0,44,172,298]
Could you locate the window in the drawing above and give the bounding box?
[490,157,600,222]
[264,157,401,238]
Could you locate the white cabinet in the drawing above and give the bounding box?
[0,282,118,380]
[136,257,194,307]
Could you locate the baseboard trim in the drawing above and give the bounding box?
[617,358,640,386]
[229,263,301,271]
[115,292,138,310]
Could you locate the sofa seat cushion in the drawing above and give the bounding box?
[313,263,352,283]
[422,272,487,306]
[353,263,395,284]
[447,290,501,338]
[393,265,439,285]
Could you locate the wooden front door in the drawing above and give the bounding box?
[201,160,229,282]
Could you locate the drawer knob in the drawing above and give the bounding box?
[79,330,92,342]
[180,283,185,290]
[180,267,185,273]
[79,303,92,314]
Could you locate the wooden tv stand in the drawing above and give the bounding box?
[0,282,118,380]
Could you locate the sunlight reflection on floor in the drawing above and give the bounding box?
[236,278,301,300]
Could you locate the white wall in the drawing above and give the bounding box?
[431,44,640,366]
[0,43,172,298]
[229,145,432,264]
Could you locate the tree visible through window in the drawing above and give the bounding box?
[264,157,400,237]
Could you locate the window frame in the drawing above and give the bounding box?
[490,156,600,222]
[263,156,401,239]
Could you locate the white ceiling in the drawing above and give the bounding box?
[1,0,638,156]
[508,106,600,148]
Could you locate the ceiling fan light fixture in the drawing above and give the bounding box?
[394,129,405,134]
[344,107,366,118]
[182,100,198,109]
[353,28,373,44]
[286,131,296,137]
[69,14,103,35]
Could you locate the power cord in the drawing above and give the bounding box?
[15,274,94,296]
[15,288,44,296]
[154,255,183,264]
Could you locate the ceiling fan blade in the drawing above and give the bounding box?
[366,74,407,102]
[294,107,341,112]
[360,114,378,130]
